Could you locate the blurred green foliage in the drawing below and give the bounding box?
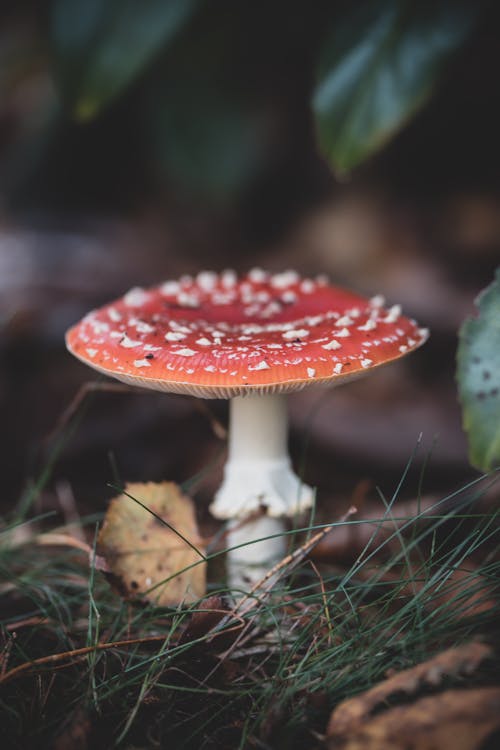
[313,0,479,176]
[51,0,200,120]
[50,0,482,186]
[457,270,500,472]
[1,0,490,206]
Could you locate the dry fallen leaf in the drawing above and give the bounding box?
[97,481,206,606]
[326,642,499,750]
[326,688,500,750]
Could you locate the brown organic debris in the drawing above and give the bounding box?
[326,642,499,750]
[179,595,231,643]
[97,481,206,606]
[325,688,500,750]
[53,707,92,750]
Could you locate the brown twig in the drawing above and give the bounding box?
[35,533,92,554]
[0,635,15,678]
[234,505,358,617]
[4,617,51,632]
[309,559,334,647]
[0,635,168,685]
[0,610,245,686]
[204,506,358,681]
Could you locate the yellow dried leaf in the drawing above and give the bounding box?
[97,482,206,606]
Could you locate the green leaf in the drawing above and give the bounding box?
[152,90,265,200]
[312,0,479,176]
[144,7,268,202]
[51,0,199,120]
[457,269,500,472]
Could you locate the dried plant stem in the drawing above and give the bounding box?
[204,506,358,680]
[0,610,246,686]
[0,635,168,685]
[234,505,357,617]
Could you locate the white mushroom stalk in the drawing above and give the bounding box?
[211,393,313,588]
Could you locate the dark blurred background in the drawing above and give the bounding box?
[1,0,499,525]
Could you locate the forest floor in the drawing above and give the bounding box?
[1,458,499,749]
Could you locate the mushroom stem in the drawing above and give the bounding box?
[225,515,287,590]
[228,392,289,463]
[211,393,313,519]
[210,393,313,588]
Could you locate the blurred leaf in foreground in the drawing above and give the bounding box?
[97,481,206,606]
[326,642,500,750]
[50,0,199,120]
[313,0,479,176]
[457,269,500,472]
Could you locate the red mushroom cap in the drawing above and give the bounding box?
[65,269,429,398]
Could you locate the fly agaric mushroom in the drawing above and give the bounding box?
[66,269,428,590]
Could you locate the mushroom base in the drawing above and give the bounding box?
[225,515,287,590]
[210,457,313,519]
